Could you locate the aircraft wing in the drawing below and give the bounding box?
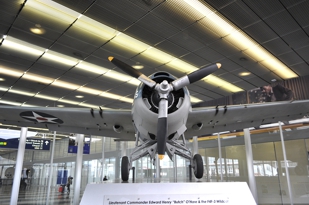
[0,106,136,140]
[186,100,309,138]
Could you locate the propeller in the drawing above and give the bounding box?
[108,56,221,160]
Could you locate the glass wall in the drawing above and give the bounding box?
[0,127,309,204]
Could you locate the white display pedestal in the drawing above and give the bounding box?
[80,182,256,205]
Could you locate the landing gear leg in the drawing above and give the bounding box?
[192,154,203,179]
[121,156,130,182]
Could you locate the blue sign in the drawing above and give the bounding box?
[0,138,50,150]
[68,138,90,154]
[57,170,68,185]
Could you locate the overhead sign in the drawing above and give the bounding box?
[0,138,50,151]
[68,138,90,154]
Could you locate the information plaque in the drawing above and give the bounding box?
[80,182,256,205]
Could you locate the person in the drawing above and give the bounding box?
[103,176,108,181]
[260,84,294,102]
[67,176,73,193]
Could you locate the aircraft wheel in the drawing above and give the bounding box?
[193,154,203,179]
[121,156,130,181]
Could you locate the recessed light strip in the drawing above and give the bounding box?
[21,0,243,93]
[183,0,297,79]
[0,65,134,104]
[0,86,107,109]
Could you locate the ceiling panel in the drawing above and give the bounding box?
[218,1,260,28]
[242,0,285,18]
[155,40,189,57]
[85,4,133,31]
[243,21,278,44]
[193,46,225,63]
[285,1,309,27]
[53,0,93,13]
[125,24,164,46]
[264,11,300,35]
[281,30,309,50]
[278,51,304,67]
[233,80,257,91]
[289,62,309,76]
[132,13,180,39]
[208,39,240,58]
[262,38,292,56]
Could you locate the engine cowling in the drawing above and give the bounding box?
[132,72,191,141]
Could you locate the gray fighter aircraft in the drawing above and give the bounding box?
[0,57,309,181]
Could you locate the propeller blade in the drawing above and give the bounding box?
[171,63,221,91]
[108,56,156,88]
[157,98,168,160]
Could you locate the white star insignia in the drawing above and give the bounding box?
[22,112,59,123]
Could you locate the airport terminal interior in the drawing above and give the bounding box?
[1,0,309,205]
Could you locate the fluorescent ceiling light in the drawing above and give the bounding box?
[141,47,175,64]
[204,75,242,92]
[111,33,149,54]
[103,70,133,82]
[3,37,140,86]
[289,118,309,124]
[52,80,80,90]
[76,61,108,75]
[1,36,44,56]
[259,122,284,128]
[22,0,243,94]
[77,87,101,95]
[0,86,106,109]
[43,51,78,66]
[23,73,53,84]
[0,100,24,106]
[25,0,79,23]
[183,0,297,80]
[100,92,133,104]
[76,15,118,40]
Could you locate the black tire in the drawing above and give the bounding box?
[193,154,204,179]
[121,156,130,181]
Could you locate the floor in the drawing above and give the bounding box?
[0,184,83,205]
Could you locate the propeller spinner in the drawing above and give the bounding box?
[108,56,221,160]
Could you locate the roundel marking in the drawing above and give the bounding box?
[20,111,64,124]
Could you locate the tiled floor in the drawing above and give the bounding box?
[0,184,83,205]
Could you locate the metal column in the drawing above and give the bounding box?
[279,122,294,205]
[244,128,258,203]
[192,136,198,155]
[217,134,223,182]
[73,134,84,205]
[101,137,105,180]
[173,154,177,182]
[10,127,28,205]
[46,131,56,205]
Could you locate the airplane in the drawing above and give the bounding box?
[0,57,309,182]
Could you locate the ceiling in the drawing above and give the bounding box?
[1,0,309,110]
[0,0,309,154]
